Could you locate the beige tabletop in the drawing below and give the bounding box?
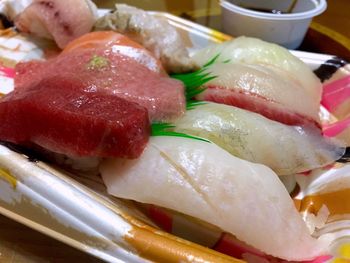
[1,0,350,262]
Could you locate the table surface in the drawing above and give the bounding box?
[1,0,350,262]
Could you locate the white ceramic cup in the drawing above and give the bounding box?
[220,0,327,49]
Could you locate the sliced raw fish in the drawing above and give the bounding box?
[95,4,196,73]
[62,31,165,74]
[15,47,185,122]
[15,0,98,48]
[0,76,150,158]
[100,136,330,260]
[172,102,345,175]
[192,36,322,103]
[196,63,321,126]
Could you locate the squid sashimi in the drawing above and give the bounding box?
[192,37,322,102]
[15,32,185,122]
[100,136,330,260]
[195,63,321,126]
[172,102,344,175]
[15,0,98,49]
[0,76,150,158]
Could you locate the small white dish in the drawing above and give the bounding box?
[220,0,327,49]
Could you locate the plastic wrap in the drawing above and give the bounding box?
[0,9,350,262]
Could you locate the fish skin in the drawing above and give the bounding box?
[198,84,320,127]
[0,76,150,158]
[195,63,321,127]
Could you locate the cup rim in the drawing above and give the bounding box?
[220,0,327,21]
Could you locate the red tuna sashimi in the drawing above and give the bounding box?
[15,0,97,49]
[0,76,150,158]
[15,50,185,122]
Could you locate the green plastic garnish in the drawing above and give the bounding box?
[151,55,223,142]
[171,54,220,100]
[186,100,207,110]
[151,123,210,143]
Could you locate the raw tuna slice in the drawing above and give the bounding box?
[15,49,185,122]
[15,0,98,49]
[0,76,150,158]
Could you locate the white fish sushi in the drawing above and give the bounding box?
[94,4,196,73]
[15,0,98,49]
[195,62,321,126]
[100,136,330,260]
[172,102,344,175]
[192,36,322,103]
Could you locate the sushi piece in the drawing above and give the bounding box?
[195,63,321,127]
[94,4,196,73]
[15,0,98,49]
[15,33,186,122]
[62,31,165,74]
[0,76,150,158]
[192,37,322,102]
[171,102,345,175]
[100,136,330,260]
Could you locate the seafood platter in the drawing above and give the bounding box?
[0,0,350,262]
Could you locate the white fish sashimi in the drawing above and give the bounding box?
[14,0,98,49]
[172,102,345,175]
[94,4,196,73]
[196,62,321,126]
[192,36,322,102]
[100,136,330,260]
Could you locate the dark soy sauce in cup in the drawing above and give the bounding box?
[244,7,286,14]
[239,0,298,14]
